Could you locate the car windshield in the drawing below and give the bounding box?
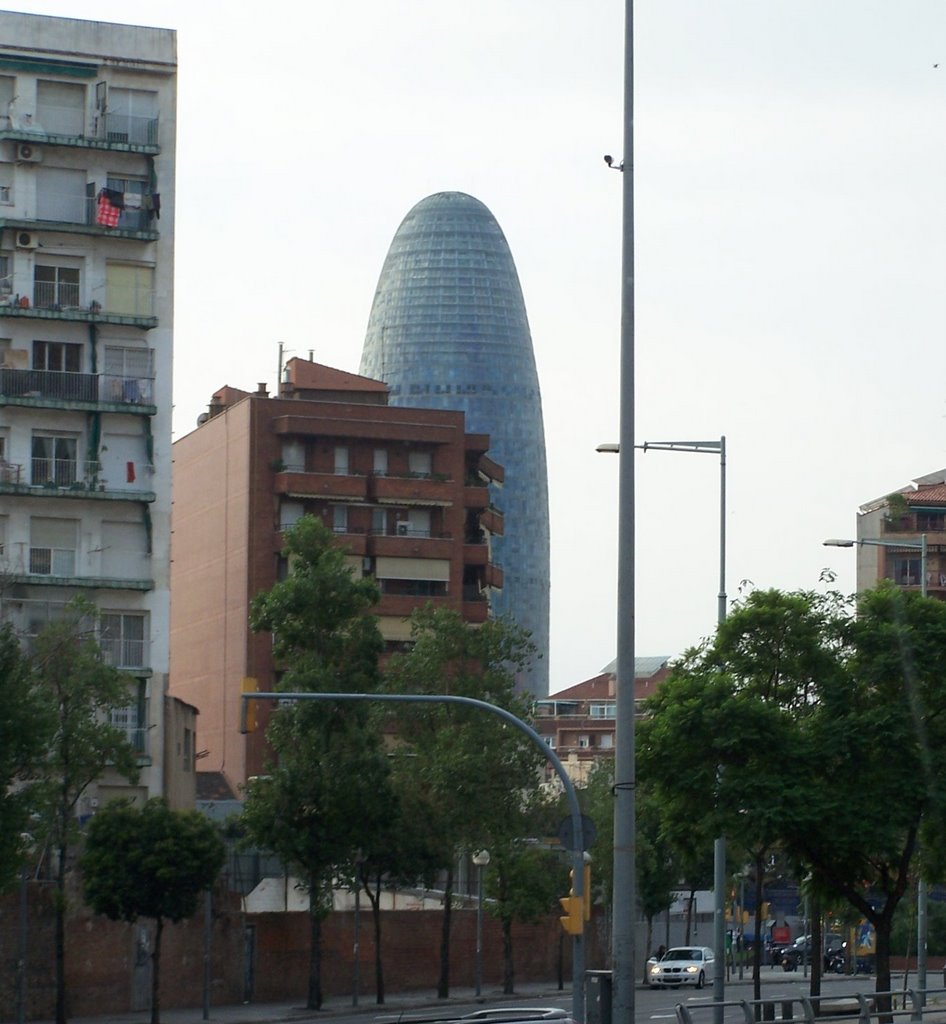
[664,948,700,961]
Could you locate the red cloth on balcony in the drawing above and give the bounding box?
[96,192,121,228]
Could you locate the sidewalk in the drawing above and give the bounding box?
[32,981,573,1024]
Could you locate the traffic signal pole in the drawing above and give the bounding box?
[242,690,587,1020]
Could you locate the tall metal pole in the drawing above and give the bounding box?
[476,861,485,997]
[917,533,928,1007]
[612,2,636,1024]
[713,439,727,1024]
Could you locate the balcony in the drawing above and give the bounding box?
[479,505,504,536]
[0,368,157,414]
[367,472,454,506]
[464,483,489,509]
[274,469,369,501]
[100,638,150,674]
[0,459,155,502]
[0,191,158,241]
[0,110,160,154]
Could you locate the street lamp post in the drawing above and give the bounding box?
[599,436,728,1021]
[473,849,491,997]
[823,532,928,1002]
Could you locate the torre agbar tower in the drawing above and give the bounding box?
[360,191,550,698]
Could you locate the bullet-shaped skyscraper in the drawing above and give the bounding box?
[361,191,550,698]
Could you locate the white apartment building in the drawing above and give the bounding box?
[0,13,181,808]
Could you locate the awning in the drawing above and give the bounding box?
[375,556,450,581]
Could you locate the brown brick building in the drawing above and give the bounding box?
[535,656,671,786]
[170,358,504,792]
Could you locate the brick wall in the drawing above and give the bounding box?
[0,886,608,1020]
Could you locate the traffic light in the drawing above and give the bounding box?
[241,677,258,733]
[560,865,592,934]
[560,894,583,935]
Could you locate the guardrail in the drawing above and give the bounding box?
[675,988,946,1024]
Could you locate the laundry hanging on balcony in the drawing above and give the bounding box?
[96,187,124,228]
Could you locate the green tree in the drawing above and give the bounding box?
[81,799,225,1024]
[243,515,388,1010]
[242,708,394,1009]
[638,585,946,1003]
[484,792,566,994]
[29,602,140,1024]
[354,778,444,1004]
[0,622,52,893]
[384,606,539,998]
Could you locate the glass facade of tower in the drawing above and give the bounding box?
[361,191,550,698]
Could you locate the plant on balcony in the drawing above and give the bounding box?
[884,491,911,529]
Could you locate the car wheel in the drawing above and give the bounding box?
[697,971,705,990]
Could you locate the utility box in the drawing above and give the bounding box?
[586,970,613,1024]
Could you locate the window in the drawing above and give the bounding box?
[0,76,14,123]
[36,167,88,224]
[578,735,591,749]
[332,505,348,534]
[37,80,85,136]
[279,501,304,532]
[0,253,10,295]
[406,508,431,538]
[106,174,150,231]
[105,262,154,317]
[334,446,349,475]
[110,679,146,753]
[892,557,922,587]
[373,448,388,476]
[589,703,616,719]
[372,507,387,534]
[105,87,158,145]
[31,433,78,486]
[0,515,6,561]
[34,264,81,309]
[599,734,614,750]
[29,517,78,576]
[544,735,556,749]
[103,346,154,404]
[33,340,81,372]
[183,728,193,772]
[408,450,432,477]
[100,612,146,668]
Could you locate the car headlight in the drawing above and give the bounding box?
[651,966,661,975]
[685,965,699,974]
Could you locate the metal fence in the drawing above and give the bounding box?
[675,988,946,1024]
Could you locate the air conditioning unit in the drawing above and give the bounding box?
[15,230,38,249]
[396,522,410,536]
[15,142,42,163]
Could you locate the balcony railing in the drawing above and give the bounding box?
[0,368,155,408]
[102,112,159,147]
[10,190,158,237]
[31,458,105,487]
[29,546,77,577]
[34,279,81,309]
[100,638,147,670]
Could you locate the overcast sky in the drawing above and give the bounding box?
[11,0,945,694]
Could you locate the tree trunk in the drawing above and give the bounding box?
[502,915,514,994]
[437,864,454,998]
[368,873,385,1004]
[55,836,67,1024]
[151,917,163,1024]
[874,913,893,1022]
[810,904,822,998]
[752,856,764,1003]
[307,890,323,1010]
[810,909,823,995]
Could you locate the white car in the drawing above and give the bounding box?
[649,946,715,989]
